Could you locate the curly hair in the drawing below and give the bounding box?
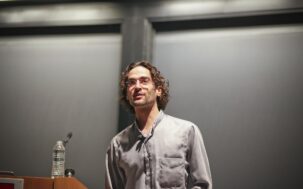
[120,60,169,113]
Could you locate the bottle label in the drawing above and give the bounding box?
[53,151,65,160]
[51,150,65,177]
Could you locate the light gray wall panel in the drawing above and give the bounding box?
[0,34,121,189]
[154,25,303,189]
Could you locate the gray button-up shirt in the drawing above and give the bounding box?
[105,111,212,189]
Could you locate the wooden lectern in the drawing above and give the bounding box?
[0,176,88,189]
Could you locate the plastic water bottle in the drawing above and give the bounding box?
[51,140,65,178]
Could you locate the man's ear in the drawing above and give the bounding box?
[156,87,162,97]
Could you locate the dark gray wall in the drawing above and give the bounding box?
[0,34,121,189]
[154,25,303,189]
[0,1,303,189]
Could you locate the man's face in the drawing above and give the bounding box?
[126,66,161,110]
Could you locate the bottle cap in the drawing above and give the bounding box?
[57,140,63,145]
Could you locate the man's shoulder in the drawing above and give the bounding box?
[159,114,204,140]
[163,114,197,129]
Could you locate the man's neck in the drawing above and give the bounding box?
[135,104,160,135]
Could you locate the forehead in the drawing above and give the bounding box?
[127,66,152,79]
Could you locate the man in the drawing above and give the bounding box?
[106,61,212,189]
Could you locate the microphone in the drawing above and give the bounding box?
[63,132,73,147]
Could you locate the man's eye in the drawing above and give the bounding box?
[141,79,148,84]
[128,80,136,85]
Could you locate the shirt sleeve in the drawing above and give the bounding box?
[105,139,125,189]
[187,125,213,189]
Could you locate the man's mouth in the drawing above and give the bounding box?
[133,93,144,99]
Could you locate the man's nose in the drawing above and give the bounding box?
[134,80,141,88]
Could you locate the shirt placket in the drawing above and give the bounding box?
[143,136,153,189]
[135,111,163,189]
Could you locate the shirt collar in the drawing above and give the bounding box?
[133,110,165,139]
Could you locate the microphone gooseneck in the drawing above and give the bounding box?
[63,132,73,147]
